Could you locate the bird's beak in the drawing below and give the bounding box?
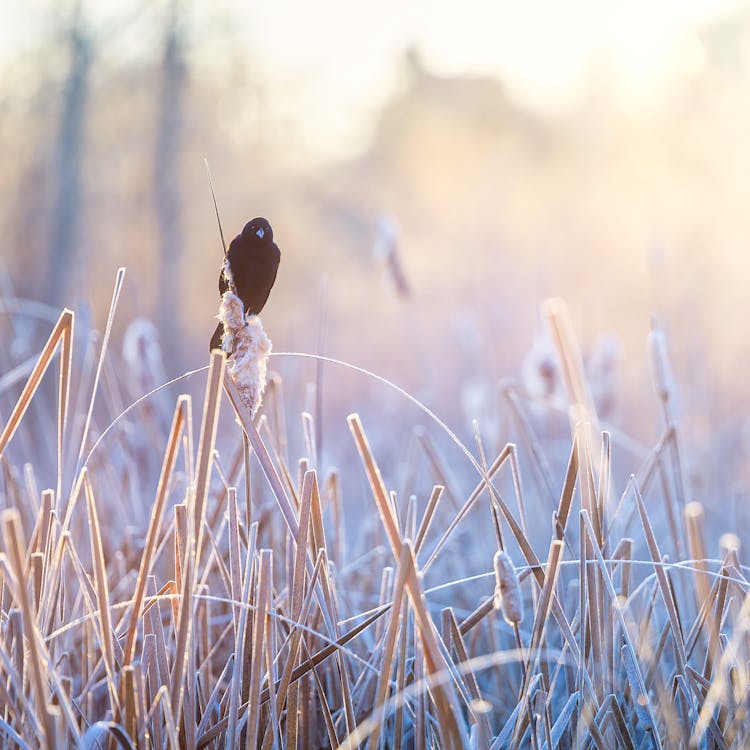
[256,228,265,239]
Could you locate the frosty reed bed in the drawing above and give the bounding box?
[0,278,749,748]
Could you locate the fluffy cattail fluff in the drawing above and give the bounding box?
[218,292,271,416]
[492,550,523,626]
[222,257,237,293]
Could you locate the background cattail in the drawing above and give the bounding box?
[648,319,675,409]
[492,549,523,626]
[122,317,166,397]
[372,214,411,299]
[218,292,271,416]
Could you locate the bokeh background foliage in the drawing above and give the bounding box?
[2,1,750,433]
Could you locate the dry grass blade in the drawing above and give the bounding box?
[684,501,711,611]
[579,509,662,746]
[83,470,120,714]
[693,589,750,743]
[246,548,273,749]
[423,444,511,572]
[443,608,493,743]
[543,691,579,750]
[193,351,226,562]
[367,541,410,750]
[169,512,194,727]
[1,510,58,746]
[73,267,126,479]
[0,308,74,458]
[225,521,258,748]
[543,297,600,438]
[415,427,463,511]
[123,395,189,666]
[261,469,314,750]
[511,540,564,746]
[414,484,444,555]
[348,414,402,558]
[554,437,579,541]
[400,540,468,750]
[225,372,300,538]
[633,485,688,673]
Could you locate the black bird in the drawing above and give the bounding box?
[209,217,281,352]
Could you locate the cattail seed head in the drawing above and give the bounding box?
[122,317,165,394]
[647,322,674,406]
[219,292,271,416]
[493,550,523,625]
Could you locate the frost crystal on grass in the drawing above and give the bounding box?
[218,292,271,416]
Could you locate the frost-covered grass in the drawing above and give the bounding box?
[0,273,749,749]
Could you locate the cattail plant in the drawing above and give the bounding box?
[492,549,523,626]
[1,281,750,749]
[217,291,270,416]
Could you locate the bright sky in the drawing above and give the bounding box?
[0,0,745,157]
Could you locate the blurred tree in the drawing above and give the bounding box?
[46,1,90,306]
[154,0,186,371]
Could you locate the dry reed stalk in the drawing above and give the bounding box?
[703,563,729,683]
[347,414,402,557]
[246,549,273,748]
[423,444,511,572]
[579,509,662,744]
[262,469,313,750]
[225,520,259,748]
[684,500,711,611]
[501,381,558,503]
[575,422,601,547]
[192,351,225,564]
[260,548,325,747]
[414,484,444,555]
[633,487,690,677]
[225,373,303,541]
[262,588,280,750]
[1,510,59,746]
[392,596,409,748]
[0,308,74,502]
[73,268,126,480]
[511,540,564,746]
[415,427,463,512]
[172,502,186,622]
[506,443,530,540]
[28,488,53,563]
[399,539,468,750]
[542,299,600,431]
[169,511,194,731]
[123,394,189,666]
[82,470,120,714]
[553,438,579,545]
[121,664,137,741]
[367,541,409,749]
[227,486,242,633]
[443,607,493,744]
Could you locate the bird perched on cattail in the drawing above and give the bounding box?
[209,217,281,352]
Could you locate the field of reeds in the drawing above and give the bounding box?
[0,268,749,749]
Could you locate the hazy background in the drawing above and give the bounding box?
[3,0,750,489]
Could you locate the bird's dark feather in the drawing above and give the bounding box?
[210,218,280,352]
